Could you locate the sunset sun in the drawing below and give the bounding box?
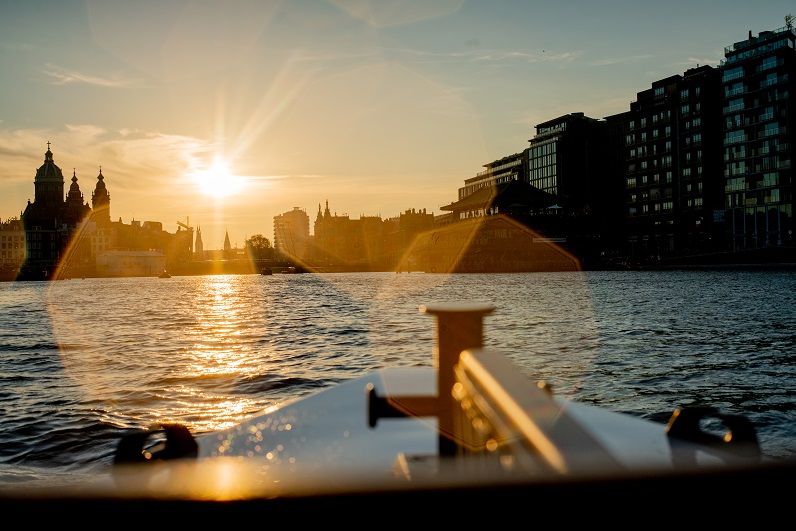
[193,159,244,198]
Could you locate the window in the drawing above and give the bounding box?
[681,104,690,116]
[759,56,777,71]
[723,66,744,82]
[680,89,689,100]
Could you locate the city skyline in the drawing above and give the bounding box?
[1,1,794,248]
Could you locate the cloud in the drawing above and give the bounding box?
[684,56,721,66]
[590,55,654,67]
[41,63,138,88]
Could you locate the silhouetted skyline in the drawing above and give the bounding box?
[1,2,793,247]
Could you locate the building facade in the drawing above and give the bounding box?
[606,66,725,261]
[273,207,310,262]
[0,217,25,272]
[720,26,795,252]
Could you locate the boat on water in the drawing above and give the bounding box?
[260,267,273,275]
[158,270,171,278]
[3,303,793,519]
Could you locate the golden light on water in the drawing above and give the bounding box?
[181,276,266,432]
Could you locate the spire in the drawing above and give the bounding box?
[91,166,111,226]
[63,169,90,225]
[194,224,204,259]
[66,169,83,201]
[224,229,231,251]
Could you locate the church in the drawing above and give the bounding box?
[17,144,193,279]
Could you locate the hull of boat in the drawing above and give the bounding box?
[5,303,792,520]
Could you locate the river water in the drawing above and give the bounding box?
[1,270,795,489]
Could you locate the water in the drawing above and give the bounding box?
[1,270,795,489]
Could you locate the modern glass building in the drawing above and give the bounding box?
[720,26,795,252]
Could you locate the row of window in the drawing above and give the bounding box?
[679,87,702,101]
[628,110,672,130]
[627,201,675,216]
[627,156,675,173]
[626,172,674,188]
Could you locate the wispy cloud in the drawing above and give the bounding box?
[683,56,721,66]
[471,49,582,65]
[590,55,654,67]
[41,63,138,88]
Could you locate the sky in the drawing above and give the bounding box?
[1,0,794,250]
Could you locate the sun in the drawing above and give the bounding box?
[193,158,244,198]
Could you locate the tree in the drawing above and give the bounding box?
[245,234,273,261]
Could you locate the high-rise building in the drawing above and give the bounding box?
[606,66,724,260]
[720,26,795,251]
[274,207,310,261]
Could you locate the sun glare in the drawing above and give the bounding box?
[193,159,244,198]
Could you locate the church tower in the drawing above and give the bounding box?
[63,170,91,226]
[91,167,111,226]
[194,225,204,260]
[223,229,231,258]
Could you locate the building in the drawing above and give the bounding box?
[19,144,94,279]
[310,201,378,268]
[383,208,435,271]
[0,217,25,279]
[606,66,725,261]
[273,207,310,262]
[449,152,529,220]
[95,250,166,277]
[437,114,622,267]
[408,214,581,273]
[720,26,795,253]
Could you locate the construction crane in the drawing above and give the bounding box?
[176,217,192,232]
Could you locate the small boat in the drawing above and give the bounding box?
[260,267,273,275]
[158,270,171,278]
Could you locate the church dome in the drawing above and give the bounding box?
[35,144,65,183]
